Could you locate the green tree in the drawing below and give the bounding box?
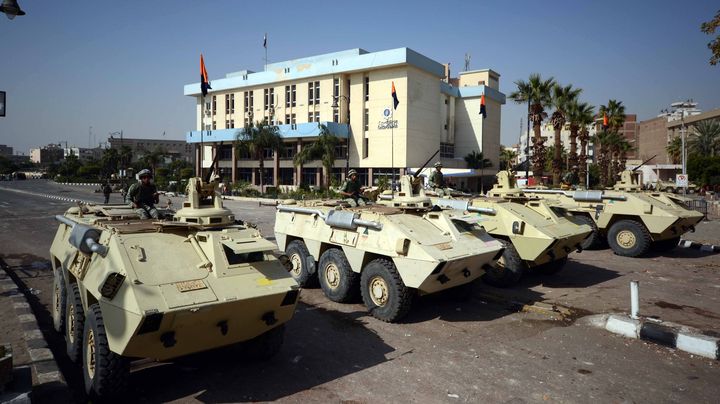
[58,154,82,179]
[0,155,18,174]
[293,124,341,188]
[119,145,133,171]
[509,73,556,180]
[689,119,720,157]
[142,147,167,174]
[701,9,720,66]
[567,101,594,181]
[100,148,119,178]
[666,136,683,164]
[598,100,627,186]
[549,84,582,185]
[465,150,493,193]
[499,147,517,170]
[235,119,283,191]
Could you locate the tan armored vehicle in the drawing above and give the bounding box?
[274,174,504,323]
[431,171,592,287]
[50,176,299,399]
[524,170,704,257]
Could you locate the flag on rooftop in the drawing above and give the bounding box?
[200,54,211,96]
[391,81,399,110]
[602,112,608,130]
[263,33,267,49]
[480,94,487,118]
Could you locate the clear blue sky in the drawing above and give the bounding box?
[1,0,718,155]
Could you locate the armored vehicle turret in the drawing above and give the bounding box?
[524,170,704,257]
[429,171,592,287]
[274,172,504,323]
[50,176,299,399]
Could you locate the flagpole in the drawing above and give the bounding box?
[264,33,267,72]
[391,105,395,195]
[200,94,204,178]
[481,103,485,194]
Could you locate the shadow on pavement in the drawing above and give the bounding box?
[521,261,621,289]
[128,302,393,402]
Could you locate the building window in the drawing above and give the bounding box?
[301,168,317,186]
[230,94,235,114]
[333,78,339,98]
[364,108,369,131]
[440,142,455,158]
[225,94,230,114]
[212,121,217,130]
[255,168,274,186]
[269,88,274,109]
[314,111,320,122]
[314,81,320,104]
[285,86,290,107]
[280,145,296,160]
[291,113,296,124]
[372,169,400,186]
[230,119,235,129]
[308,112,313,123]
[291,85,296,107]
[285,114,291,125]
[308,82,314,105]
[237,168,252,182]
[219,145,233,160]
[263,148,274,159]
[264,88,270,110]
[244,91,251,113]
[212,96,217,115]
[279,168,294,185]
[363,138,369,158]
[333,109,339,123]
[244,116,251,127]
[364,76,369,101]
[334,143,347,159]
[225,120,230,128]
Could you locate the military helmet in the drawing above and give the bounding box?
[434,161,443,168]
[138,169,153,178]
[348,169,358,176]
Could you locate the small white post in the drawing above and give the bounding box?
[630,280,640,319]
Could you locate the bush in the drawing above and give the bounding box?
[688,155,720,186]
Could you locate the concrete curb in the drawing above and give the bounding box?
[677,238,720,253]
[54,182,101,187]
[0,270,67,398]
[0,186,92,204]
[592,314,719,360]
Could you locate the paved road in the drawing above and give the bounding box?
[1,180,719,403]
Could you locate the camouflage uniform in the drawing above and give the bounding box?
[339,177,366,207]
[429,169,447,197]
[126,182,160,219]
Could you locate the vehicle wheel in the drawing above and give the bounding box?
[65,283,85,363]
[534,256,568,275]
[242,324,285,361]
[482,240,524,288]
[607,220,652,257]
[52,269,67,333]
[651,236,681,252]
[360,258,414,323]
[573,215,606,250]
[82,304,129,400]
[285,240,316,287]
[318,248,359,302]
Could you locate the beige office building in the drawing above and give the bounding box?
[184,47,505,190]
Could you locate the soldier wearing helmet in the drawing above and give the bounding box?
[126,169,160,219]
[429,162,448,197]
[339,169,366,207]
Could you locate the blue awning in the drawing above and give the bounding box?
[186,121,349,144]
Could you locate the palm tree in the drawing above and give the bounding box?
[597,100,627,186]
[598,99,627,133]
[576,104,595,187]
[235,119,284,191]
[100,148,119,178]
[119,145,133,172]
[465,150,493,193]
[666,136,683,164]
[549,84,582,185]
[142,147,167,174]
[499,147,518,170]
[293,124,341,188]
[509,73,556,181]
[689,119,720,156]
[567,101,594,170]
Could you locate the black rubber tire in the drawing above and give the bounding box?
[242,324,285,361]
[65,283,85,363]
[360,258,414,323]
[651,236,681,252]
[607,219,652,257]
[318,248,359,303]
[534,256,568,275]
[82,304,130,400]
[482,240,524,288]
[574,214,606,250]
[285,240,316,287]
[52,269,67,333]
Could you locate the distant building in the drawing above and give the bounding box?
[30,144,64,165]
[0,144,13,157]
[63,147,104,162]
[517,122,596,168]
[107,136,194,163]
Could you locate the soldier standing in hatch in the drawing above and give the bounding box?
[126,169,160,219]
[429,162,448,197]
[339,169,366,207]
[562,165,580,189]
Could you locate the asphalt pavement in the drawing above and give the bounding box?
[0,180,718,403]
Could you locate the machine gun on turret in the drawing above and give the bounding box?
[413,149,440,179]
[614,154,656,191]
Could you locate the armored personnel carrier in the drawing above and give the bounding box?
[274,173,504,323]
[50,175,299,399]
[524,169,704,257]
[431,171,592,287]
